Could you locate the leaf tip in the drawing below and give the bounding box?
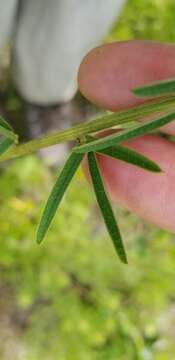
[132,84,154,98]
[132,87,143,97]
[153,164,162,173]
[120,252,128,265]
[36,231,44,245]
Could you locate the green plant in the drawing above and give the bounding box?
[1,80,175,263]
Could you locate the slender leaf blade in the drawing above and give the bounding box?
[88,152,127,264]
[133,78,175,98]
[0,125,17,141]
[75,112,175,153]
[0,116,13,131]
[0,117,17,141]
[37,151,84,244]
[0,138,14,156]
[98,145,161,172]
[86,134,161,172]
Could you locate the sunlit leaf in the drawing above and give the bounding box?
[37,151,84,244]
[133,78,175,97]
[88,152,127,264]
[75,112,175,153]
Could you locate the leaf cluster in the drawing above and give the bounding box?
[0,79,174,263]
[36,79,175,263]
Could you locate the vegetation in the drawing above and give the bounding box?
[108,0,175,43]
[1,157,175,359]
[0,0,175,359]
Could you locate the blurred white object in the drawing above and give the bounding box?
[0,0,126,104]
[0,0,17,50]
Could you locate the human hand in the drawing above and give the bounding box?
[78,40,175,232]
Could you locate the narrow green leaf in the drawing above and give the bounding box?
[0,117,17,141]
[75,112,175,154]
[98,146,161,172]
[37,151,84,244]
[133,78,175,98]
[0,138,14,156]
[86,135,161,172]
[88,152,127,264]
[0,116,13,131]
[0,125,17,141]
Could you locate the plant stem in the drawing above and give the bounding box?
[1,96,175,162]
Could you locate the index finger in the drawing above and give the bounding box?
[78,40,175,135]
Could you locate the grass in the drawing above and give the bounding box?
[0,157,174,359]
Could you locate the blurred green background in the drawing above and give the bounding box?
[1,1,175,359]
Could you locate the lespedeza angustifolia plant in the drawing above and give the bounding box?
[1,79,175,263]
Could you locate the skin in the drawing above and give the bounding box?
[78,40,175,232]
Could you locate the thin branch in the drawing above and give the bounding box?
[1,95,175,162]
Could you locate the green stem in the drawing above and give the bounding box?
[1,95,175,162]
